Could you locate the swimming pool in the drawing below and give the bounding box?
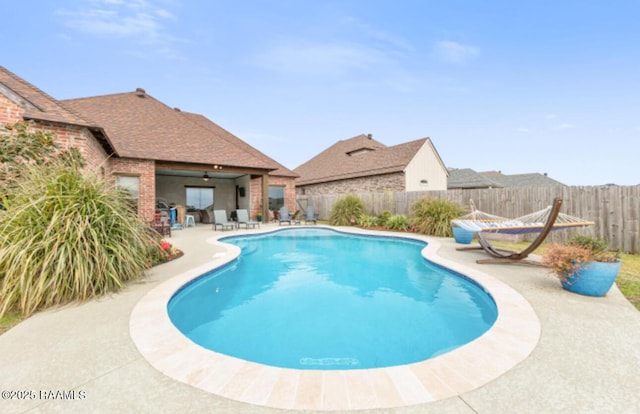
[130,226,540,410]
[168,228,497,370]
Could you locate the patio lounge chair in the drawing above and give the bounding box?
[213,210,236,231]
[304,206,318,224]
[236,209,260,229]
[278,206,292,225]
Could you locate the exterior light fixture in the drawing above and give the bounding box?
[203,171,210,181]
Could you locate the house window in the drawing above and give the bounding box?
[116,175,140,212]
[268,186,285,210]
[186,187,214,210]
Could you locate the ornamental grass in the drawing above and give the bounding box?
[0,159,154,317]
[411,197,465,237]
[329,194,367,226]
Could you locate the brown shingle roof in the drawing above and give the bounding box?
[0,66,94,126]
[294,134,429,186]
[183,112,298,177]
[63,90,279,170]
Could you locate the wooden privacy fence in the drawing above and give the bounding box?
[297,186,640,253]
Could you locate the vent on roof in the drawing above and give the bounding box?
[367,133,372,139]
[174,107,181,112]
[135,88,146,97]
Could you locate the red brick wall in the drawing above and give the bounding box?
[249,176,263,219]
[0,95,23,124]
[109,158,156,222]
[1,96,111,179]
[250,175,296,220]
[33,122,111,175]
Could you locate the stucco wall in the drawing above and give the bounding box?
[155,174,252,217]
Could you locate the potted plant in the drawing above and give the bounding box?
[542,235,621,297]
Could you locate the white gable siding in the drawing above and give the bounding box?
[404,141,448,191]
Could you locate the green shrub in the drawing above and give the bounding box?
[568,234,609,254]
[567,234,618,263]
[357,214,379,228]
[329,194,367,226]
[411,197,465,237]
[377,210,392,226]
[0,158,155,317]
[385,214,409,231]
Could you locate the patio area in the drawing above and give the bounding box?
[1,224,639,413]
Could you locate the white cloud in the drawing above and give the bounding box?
[256,40,392,77]
[516,127,531,133]
[432,40,480,64]
[545,113,557,120]
[57,0,180,57]
[556,123,575,129]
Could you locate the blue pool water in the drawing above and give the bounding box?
[168,228,497,370]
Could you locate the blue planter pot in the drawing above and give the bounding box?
[452,227,475,244]
[561,261,622,297]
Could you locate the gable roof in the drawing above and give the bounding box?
[479,171,565,187]
[447,168,503,189]
[0,66,93,127]
[294,134,431,186]
[183,112,297,177]
[63,90,280,171]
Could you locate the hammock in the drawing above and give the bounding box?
[452,205,594,235]
[454,198,594,265]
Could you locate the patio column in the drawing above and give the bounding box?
[262,174,269,223]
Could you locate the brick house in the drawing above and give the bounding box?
[294,134,448,195]
[0,66,297,223]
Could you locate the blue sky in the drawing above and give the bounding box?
[2,0,638,185]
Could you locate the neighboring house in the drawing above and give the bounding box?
[479,171,565,187]
[294,134,448,195]
[447,168,565,189]
[447,168,504,189]
[0,66,297,223]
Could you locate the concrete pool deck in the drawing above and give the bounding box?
[1,224,640,413]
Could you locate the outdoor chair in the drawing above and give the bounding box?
[151,211,171,237]
[213,210,236,231]
[278,206,292,225]
[236,209,260,229]
[304,206,318,224]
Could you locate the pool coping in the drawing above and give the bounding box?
[129,225,540,411]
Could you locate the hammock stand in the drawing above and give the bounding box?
[453,198,594,265]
